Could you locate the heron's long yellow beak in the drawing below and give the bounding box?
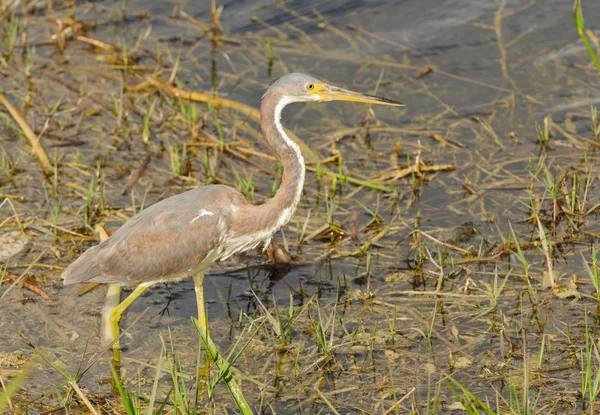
[314,84,405,106]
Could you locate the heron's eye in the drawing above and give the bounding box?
[306,83,314,91]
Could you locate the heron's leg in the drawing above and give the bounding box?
[192,272,207,331]
[192,272,212,396]
[109,284,148,365]
[191,273,253,414]
[101,284,121,346]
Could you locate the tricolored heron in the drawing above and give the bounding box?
[62,72,404,361]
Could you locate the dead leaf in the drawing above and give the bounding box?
[554,275,581,300]
[454,356,472,369]
[447,401,466,410]
[384,349,401,362]
[541,271,554,290]
[0,230,28,262]
[424,362,436,374]
[451,325,459,340]
[384,273,400,283]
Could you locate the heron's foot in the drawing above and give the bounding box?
[267,239,309,266]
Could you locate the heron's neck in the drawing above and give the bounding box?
[255,94,305,232]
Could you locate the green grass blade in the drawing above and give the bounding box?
[191,317,253,415]
[0,358,36,413]
[574,0,600,73]
[146,351,164,415]
[110,361,136,415]
[445,377,496,415]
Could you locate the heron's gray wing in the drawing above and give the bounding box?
[62,186,242,285]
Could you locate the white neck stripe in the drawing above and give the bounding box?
[273,96,305,221]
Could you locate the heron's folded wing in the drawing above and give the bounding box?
[62,206,228,284]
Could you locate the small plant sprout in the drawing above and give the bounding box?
[6,15,19,58]
[266,40,274,75]
[169,144,186,177]
[49,199,61,228]
[581,310,600,412]
[574,0,600,73]
[490,268,510,309]
[1,147,15,177]
[582,249,600,302]
[142,99,156,143]
[231,165,255,201]
[536,115,552,148]
[592,106,600,139]
[509,222,530,279]
[84,177,94,225]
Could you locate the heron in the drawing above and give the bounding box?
[62,72,404,367]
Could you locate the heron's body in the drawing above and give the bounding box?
[61,74,403,406]
[63,186,240,285]
[62,183,296,285]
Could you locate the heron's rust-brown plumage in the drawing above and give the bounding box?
[62,185,247,284]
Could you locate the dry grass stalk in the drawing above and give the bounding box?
[68,381,99,415]
[2,272,51,300]
[0,94,53,175]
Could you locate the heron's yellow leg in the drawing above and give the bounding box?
[109,284,148,365]
[102,284,121,346]
[193,272,212,376]
[191,272,253,414]
[192,272,207,333]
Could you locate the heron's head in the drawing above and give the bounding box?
[266,73,405,106]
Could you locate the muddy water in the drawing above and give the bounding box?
[1,0,600,412]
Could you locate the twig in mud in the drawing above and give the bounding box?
[35,218,96,240]
[180,10,210,33]
[461,177,478,195]
[0,94,53,175]
[410,230,471,255]
[1,250,47,300]
[305,165,392,192]
[415,66,433,79]
[42,71,125,119]
[323,228,389,260]
[75,35,116,52]
[378,163,455,181]
[1,272,52,300]
[37,130,86,147]
[313,381,341,415]
[383,387,415,415]
[534,209,554,289]
[68,382,98,415]
[122,154,152,196]
[385,290,486,299]
[0,373,14,413]
[76,283,100,296]
[0,198,24,232]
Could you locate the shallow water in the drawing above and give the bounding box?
[1,0,600,413]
